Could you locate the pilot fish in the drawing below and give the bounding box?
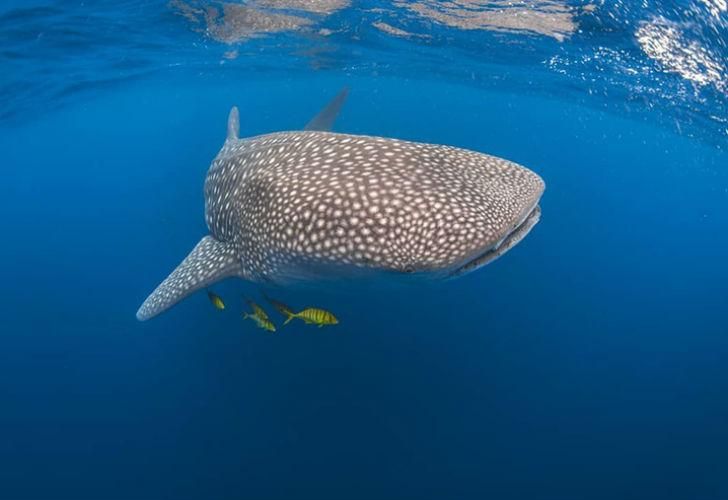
[282,307,339,327]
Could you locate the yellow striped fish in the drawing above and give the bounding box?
[242,298,276,332]
[243,311,276,332]
[263,294,295,319]
[207,290,225,310]
[245,298,271,321]
[283,307,338,327]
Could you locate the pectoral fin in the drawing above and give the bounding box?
[136,236,239,321]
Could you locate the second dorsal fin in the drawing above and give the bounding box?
[303,87,349,132]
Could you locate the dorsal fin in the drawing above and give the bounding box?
[227,106,239,141]
[303,87,349,132]
[136,236,239,321]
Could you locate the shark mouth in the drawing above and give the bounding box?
[448,204,542,278]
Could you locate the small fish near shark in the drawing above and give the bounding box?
[136,89,545,321]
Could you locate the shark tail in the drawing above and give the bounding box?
[136,236,239,321]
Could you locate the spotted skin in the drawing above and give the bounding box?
[137,236,239,321]
[137,106,544,321]
[206,131,544,281]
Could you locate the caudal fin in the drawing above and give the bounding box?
[136,236,239,321]
[283,313,297,326]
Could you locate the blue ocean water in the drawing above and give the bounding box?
[1,1,727,499]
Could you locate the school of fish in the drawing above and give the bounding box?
[208,289,339,333]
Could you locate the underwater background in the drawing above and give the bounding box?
[1,1,727,499]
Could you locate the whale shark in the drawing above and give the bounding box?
[136,89,545,321]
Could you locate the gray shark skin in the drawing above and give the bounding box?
[136,91,545,321]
